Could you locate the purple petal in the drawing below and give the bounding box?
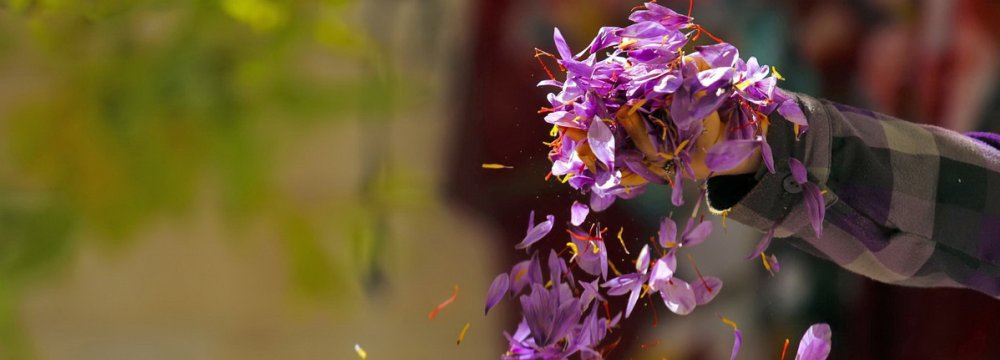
[705,139,759,172]
[803,182,825,238]
[766,254,781,273]
[590,190,616,212]
[548,249,565,286]
[584,26,622,54]
[660,278,696,315]
[516,214,555,250]
[625,285,642,318]
[730,328,743,360]
[587,117,616,169]
[681,219,713,247]
[796,323,832,360]
[692,276,723,305]
[658,217,677,248]
[788,158,807,184]
[777,97,809,133]
[509,260,531,295]
[636,244,650,273]
[746,224,777,259]
[485,273,510,315]
[761,139,775,173]
[647,256,676,291]
[552,27,573,60]
[671,170,684,206]
[570,201,590,226]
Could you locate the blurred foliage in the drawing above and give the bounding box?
[0,0,430,356]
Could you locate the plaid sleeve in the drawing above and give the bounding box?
[710,92,1000,297]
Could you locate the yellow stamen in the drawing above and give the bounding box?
[761,251,773,275]
[560,173,574,183]
[607,260,624,277]
[550,124,560,137]
[545,280,553,288]
[619,38,638,49]
[720,316,739,330]
[456,322,472,345]
[674,139,690,155]
[355,344,368,359]
[617,227,630,254]
[735,79,753,91]
[590,240,600,254]
[482,163,513,169]
[772,66,785,81]
[628,100,647,115]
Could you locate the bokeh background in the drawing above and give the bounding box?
[0,0,998,359]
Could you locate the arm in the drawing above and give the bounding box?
[707,92,1000,298]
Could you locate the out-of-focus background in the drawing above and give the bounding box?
[0,0,998,359]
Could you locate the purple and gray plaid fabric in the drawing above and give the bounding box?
[711,92,1000,298]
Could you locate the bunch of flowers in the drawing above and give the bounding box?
[482,2,830,359]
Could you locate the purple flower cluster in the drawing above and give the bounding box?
[485,207,720,359]
[540,2,810,211]
[482,3,832,359]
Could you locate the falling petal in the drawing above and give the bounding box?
[671,170,684,206]
[647,256,676,291]
[660,278,696,315]
[705,139,759,172]
[747,224,777,259]
[719,317,742,360]
[485,273,510,315]
[625,283,642,318]
[680,219,713,247]
[428,285,459,320]
[457,322,472,345]
[795,323,832,360]
[636,245,651,273]
[766,254,781,274]
[590,190,616,212]
[658,217,677,248]
[788,158,807,184]
[761,139,775,173]
[516,213,555,250]
[354,344,367,359]
[588,117,616,169]
[692,276,723,305]
[571,201,590,226]
[803,183,825,238]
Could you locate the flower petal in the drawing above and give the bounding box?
[485,273,510,315]
[680,219,713,247]
[746,224,777,259]
[587,117,616,169]
[705,139,759,172]
[590,190,616,212]
[671,170,684,206]
[761,139,775,173]
[552,27,573,60]
[692,276,723,305]
[516,214,555,250]
[803,182,825,238]
[730,328,743,360]
[777,97,809,133]
[636,244,650,273]
[660,278,696,315]
[658,217,677,248]
[795,323,832,360]
[570,201,590,226]
[789,158,807,184]
[647,256,676,291]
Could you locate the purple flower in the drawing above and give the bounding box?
[520,283,583,348]
[570,201,590,226]
[602,245,650,318]
[747,223,777,259]
[568,226,608,279]
[658,217,712,248]
[795,323,832,360]
[485,273,510,315]
[516,211,555,250]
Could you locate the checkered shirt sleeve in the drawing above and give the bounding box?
[712,92,1000,297]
